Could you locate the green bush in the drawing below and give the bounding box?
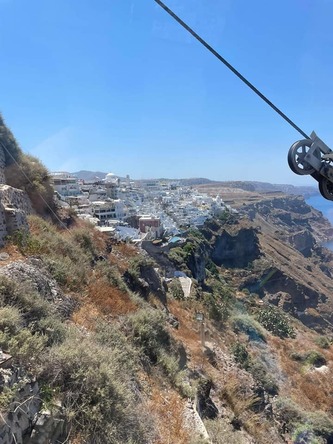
[308,411,333,441]
[291,425,322,444]
[249,360,278,395]
[96,263,128,293]
[44,255,88,290]
[231,342,278,394]
[232,314,266,342]
[12,216,92,290]
[204,293,229,323]
[43,331,151,444]
[9,230,42,255]
[205,259,219,276]
[231,342,250,368]
[36,315,67,346]
[304,350,326,367]
[276,397,333,442]
[70,227,99,259]
[6,153,55,216]
[257,305,295,339]
[159,350,193,397]
[275,397,304,427]
[208,278,232,301]
[128,308,170,363]
[0,329,47,368]
[168,278,185,300]
[0,113,22,166]
[0,306,22,334]
[167,247,189,268]
[0,276,51,322]
[94,322,138,374]
[314,336,331,349]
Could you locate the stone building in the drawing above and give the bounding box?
[0,145,32,246]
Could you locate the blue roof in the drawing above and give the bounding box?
[169,236,182,244]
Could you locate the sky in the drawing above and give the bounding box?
[1,0,333,184]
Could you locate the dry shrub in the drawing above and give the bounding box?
[88,279,137,315]
[269,334,333,412]
[71,218,107,251]
[215,371,274,442]
[114,242,138,259]
[72,302,102,329]
[168,299,203,343]
[219,372,258,418]
[109,243,139,273]
[146,383,190,444]
[43,330,150,444]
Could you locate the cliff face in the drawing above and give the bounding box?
[211,227,261,268]
[162,192,333,333]
[210,193,333,333]
[241,194,333,246]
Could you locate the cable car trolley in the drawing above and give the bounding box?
[288,132,333,200]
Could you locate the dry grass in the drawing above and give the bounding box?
[145,382,190,444]
[109,243,139,272]
[114,242,138,258]
[0,244,24,265]
[216,371,274,442]
[168,299,208,369]
[72,302,102,329]
[269,334,333,412]
[87,279,138,316]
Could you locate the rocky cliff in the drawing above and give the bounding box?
[158,192,333,334]
[2,188,333,443]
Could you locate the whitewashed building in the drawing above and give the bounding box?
[50,172,81,197]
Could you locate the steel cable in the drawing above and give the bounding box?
[154,0,311,140]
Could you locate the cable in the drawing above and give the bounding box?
[0,141,69,230]
[154,0,311,140]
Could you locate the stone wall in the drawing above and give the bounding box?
[0,368,66,444]
[0,185,32,246]
[0,380,41,444]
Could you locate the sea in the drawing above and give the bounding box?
[305,194,333,250]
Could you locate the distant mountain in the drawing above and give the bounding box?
[72,170,107,181]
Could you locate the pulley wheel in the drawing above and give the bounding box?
[319,177,333,201]
[288,139,315,175]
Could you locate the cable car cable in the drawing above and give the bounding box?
[154,0,311,140]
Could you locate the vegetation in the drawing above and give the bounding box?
[0,113,21,165]
[232,313,266,342]
[257,305,296,339]
[276,397,333,442]
[169,278,185,300]
[0,115,55,215]
[314,335,331,349]
[0,190,332,443]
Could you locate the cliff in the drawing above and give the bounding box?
[1,190,333,443]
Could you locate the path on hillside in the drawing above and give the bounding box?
[179,276,192,298]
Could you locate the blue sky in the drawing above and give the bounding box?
[1,0,333,184]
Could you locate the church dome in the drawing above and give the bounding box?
[105,172,117,182]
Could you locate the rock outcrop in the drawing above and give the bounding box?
[0,258,76,317]
[211,227,260,268]
[0,145,33,246]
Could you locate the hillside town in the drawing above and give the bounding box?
[50,171,237,242]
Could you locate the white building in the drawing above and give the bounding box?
[92,200,126,223]
[50,172,81,197]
